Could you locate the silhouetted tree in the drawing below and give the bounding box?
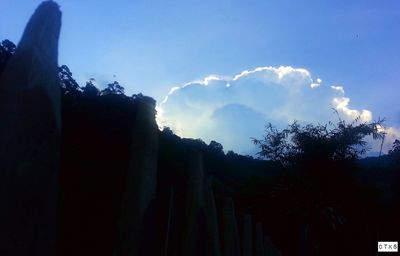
[226,150,237,158]
[82,78,99,97]
[132,93,156,106]
[59,65,80,94]
[0,39,16,75]
[251,115,387,255]
[208,140,224,155]
[252,116,385,165]
[388,139,400,157]
[162,127,174,136]
[100,81,125,96]
[132,93,144,100]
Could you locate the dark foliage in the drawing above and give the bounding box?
[100,81,125,96]
[252,116,385,165]
[59,65,80,94]
[389,139,400,157]
[82,78,100,97]
[0,39,16,75]
[208,140,224,155]
[246,116,399,255]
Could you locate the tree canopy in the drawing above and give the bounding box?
[0,39,16,75]
[59,65,81,94]
[252,115,385,165]
[100,81,125,96]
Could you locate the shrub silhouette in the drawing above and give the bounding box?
[252,114,385,166]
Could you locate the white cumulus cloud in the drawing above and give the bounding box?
[332,97,372,122]
[157,66,399,156]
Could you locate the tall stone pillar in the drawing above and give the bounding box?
[242,214,253,256]
[114,96,159,256]
[299,222,310,256]
[178,151,205,256]
[255,222,265,256]
[0,1,62,255]
[203,178,222,256]
[222,197,241,256]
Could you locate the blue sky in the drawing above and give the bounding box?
[1,0,400,154]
